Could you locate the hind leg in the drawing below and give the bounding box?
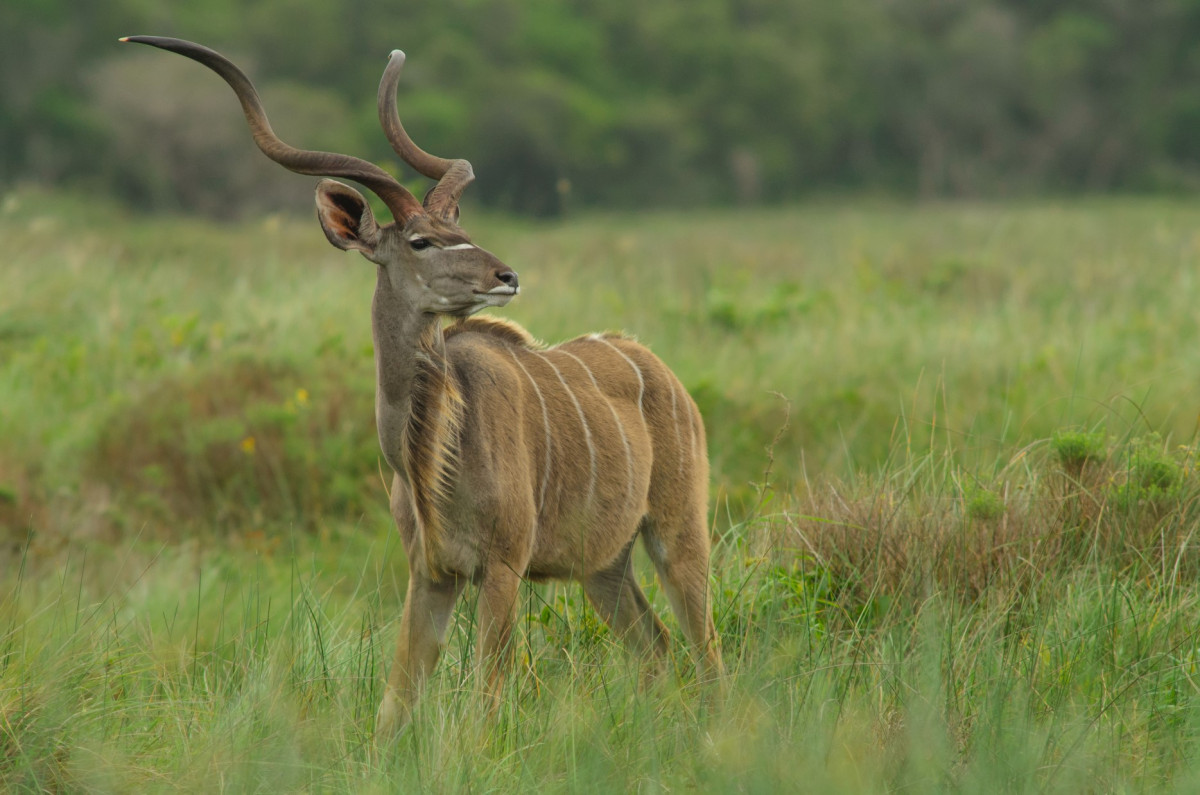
[582,542,671,671]
[642,511,724,683]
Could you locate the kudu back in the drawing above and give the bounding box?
[122,36,724,737]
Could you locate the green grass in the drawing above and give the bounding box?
[3,187,1200,790]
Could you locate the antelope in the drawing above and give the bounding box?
[121,36,724,736]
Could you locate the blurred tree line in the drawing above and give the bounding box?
[4,0,1200,217]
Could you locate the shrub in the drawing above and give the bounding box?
[89,357,378,535]
[1051,428,1107,476]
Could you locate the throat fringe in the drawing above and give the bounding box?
[401,324,465,579]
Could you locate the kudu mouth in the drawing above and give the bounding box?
[473,282,519,311]
[477,273,520,298]
[472,265,519,303]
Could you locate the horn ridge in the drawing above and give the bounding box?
[377,48,475,219]
[121,36,424,221]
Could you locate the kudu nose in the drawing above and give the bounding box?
[496,269,519,290]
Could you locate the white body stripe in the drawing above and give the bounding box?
[679,378,697,468]
[689,401,698,464]
[508,350,552,517]
[667,375,684,477]
[594,337,645,414]
[537,352,597,508]
[442,243,476,251]
[559,349,635,507]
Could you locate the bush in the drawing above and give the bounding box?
[89,357,378,535]
[1051,428,1107,476]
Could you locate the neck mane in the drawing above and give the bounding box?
[406,317,540,554]
[372,275,465,577]
[402,320,465,574]
[373,267,542,578]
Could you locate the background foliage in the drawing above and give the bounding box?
[6,4,1200,789]
[6,0,1200,216]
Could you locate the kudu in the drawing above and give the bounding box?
[122,36,724,736]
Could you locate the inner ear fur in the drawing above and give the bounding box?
[315,180,382,254]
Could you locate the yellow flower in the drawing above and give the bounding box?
[240,436,256,455]
[296,388,309,406]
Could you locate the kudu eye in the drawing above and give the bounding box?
[409,237,432,251]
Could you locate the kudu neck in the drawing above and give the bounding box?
[371,266,446,410]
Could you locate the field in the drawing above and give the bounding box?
[2,187,1200,791]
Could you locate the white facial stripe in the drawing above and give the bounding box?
[442,243,476,251]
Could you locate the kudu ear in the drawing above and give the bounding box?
[315,180,383,255]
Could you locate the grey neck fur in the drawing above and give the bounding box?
[371,264,443,475]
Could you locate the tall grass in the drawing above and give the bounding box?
[3,189,1200,790]
[3,432,1200,790]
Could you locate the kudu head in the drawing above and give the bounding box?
[122,37,519,317]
